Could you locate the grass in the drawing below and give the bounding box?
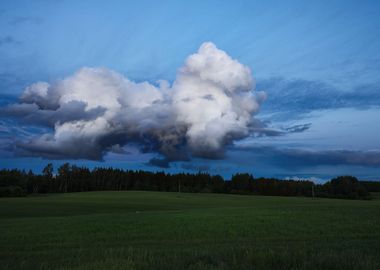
[1,191,380,270]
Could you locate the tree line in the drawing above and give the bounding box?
[0,163,375,199]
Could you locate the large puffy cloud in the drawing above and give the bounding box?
[2,42,266,162]
[173,42,261,157]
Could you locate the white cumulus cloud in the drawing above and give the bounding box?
[2,42,266,163]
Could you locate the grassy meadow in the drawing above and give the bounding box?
[1,191,380,270]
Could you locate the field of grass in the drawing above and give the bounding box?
[1,191,380,270]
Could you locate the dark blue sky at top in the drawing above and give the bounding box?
[0,0,380,181]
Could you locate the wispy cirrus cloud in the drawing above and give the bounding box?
[258,77,380,116]
[0,35,21,46]
[234,145,380,168]
[9,16,43,25]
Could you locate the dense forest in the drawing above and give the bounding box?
[0,163,376,199]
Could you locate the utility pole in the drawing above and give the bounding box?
[178,178,181,194]
[312,184,315,199]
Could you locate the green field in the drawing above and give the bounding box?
[1,191,380,270]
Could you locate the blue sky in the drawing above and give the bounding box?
[0,0,380,181]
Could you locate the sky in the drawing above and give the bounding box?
[0,0,379,181]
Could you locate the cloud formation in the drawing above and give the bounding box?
[2,42,266,162]
[235,145,380,168]
[0,35,21,46]
[9,16,43,25]
[258,77,380,116]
